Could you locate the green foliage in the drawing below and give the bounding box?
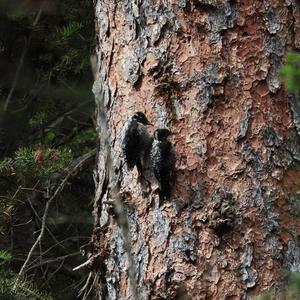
[257,272,300,300]
[0,146,73,184]
[0,158,14,176]
[0,250,12,263]
[35,1,95,82]
[58,21,83,40]
[0,250,53,300]
[0,1,95,298]
[288,272,300,297]
[46,131,56,142]
[14,147,36,182]
[280,52,300,94]
[256,294,272,300]
[14,146,72,183]
[70,128,97,156]
[29,112,47,128]
[0,0,95,154]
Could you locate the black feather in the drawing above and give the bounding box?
[120,113,152,174]
[151,129,176,201]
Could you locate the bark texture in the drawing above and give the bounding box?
[91,0,300,299]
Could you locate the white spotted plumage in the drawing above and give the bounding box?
[150,129,176,200]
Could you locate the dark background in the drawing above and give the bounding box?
[0,0,96,299]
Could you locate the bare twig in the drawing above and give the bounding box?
[10,186,22,201]
[72,253,102,272]
[27,236,89,269]
[27,198,65,250]
[46,100,94,132]
[84,272,98,300]
[14,149,96,288]
[78,272,92,297]
[21,187,45,193]
[40,259,65,288]
[4,37,29,112]
[15,177,70,286]
[4,4,44,112]
[26,252,80,271]
[13,220,32,227]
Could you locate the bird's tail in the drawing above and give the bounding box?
[159,180,171,202]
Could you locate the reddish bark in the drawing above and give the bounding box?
[89,1,300,299]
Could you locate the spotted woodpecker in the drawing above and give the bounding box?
[150,128,176,200]
[120,112,153,175]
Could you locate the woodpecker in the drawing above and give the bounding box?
[120,112,153,175]
[150,128,176,200]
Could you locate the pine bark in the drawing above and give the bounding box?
[91,1,300,299]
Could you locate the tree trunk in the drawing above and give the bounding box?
[90,0,300,299]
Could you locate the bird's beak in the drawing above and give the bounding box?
[146,120,153,126]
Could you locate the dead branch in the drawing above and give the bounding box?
[4,3,44,112]
[72,253,102,272]
[27,236,89,269]
[78,272,92,297]
[26,252,80,271]
[27,198,65,250]
[14,149,96,288]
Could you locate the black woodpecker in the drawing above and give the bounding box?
[120,112,153,175]
[150,128,176,200]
